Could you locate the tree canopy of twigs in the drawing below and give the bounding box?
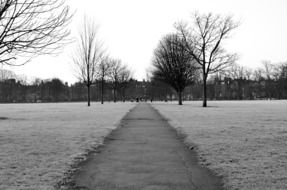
[152,33,197,105]
[175,12,239,107]
[0,67,15,80]
[0,0,72,66]
[118,65,131,83]
[118,64,131,102]
[98,55,112,104]
[73,18,104,106]
[109,58,123,102]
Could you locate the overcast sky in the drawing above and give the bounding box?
[8,0,287,84]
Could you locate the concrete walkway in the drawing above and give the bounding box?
[72,103,223,190]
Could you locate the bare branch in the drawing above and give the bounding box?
[175,12,239,106]
[0,0,73,66]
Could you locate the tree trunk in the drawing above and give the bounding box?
[178,91,182,105]
[113,89,116,102]
[87,84,90,106]
[113,82,117,102]
[203,74,207,107]
[87,63,90,106]
[122,87,126,102]
[101,78,104,104]
[165,87,168,102]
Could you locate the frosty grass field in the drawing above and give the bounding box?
[152,100,287,190]
[1,101,286,190]
[0,102,135,190]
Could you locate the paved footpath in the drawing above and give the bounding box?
[72,103,223,190]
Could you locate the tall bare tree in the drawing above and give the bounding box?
[73,18,103,106]
[98,56,112,104]
[0,0,72,66]
[152,33,197,105]
[176,12,239,107]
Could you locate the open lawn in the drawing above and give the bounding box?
[152,100,287,190]
[0,102,135,190]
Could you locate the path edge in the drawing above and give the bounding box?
[55,104,138,190]
[150,103,225,190]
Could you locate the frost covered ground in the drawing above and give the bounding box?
[152,100,287,190]
[0,102,135,190]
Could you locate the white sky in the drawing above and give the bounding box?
[8,0,287,84]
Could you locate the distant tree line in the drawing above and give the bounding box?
[0,69,145,103]
[205,62,287,100]
[1,60,286,103]
[148,61,287,101]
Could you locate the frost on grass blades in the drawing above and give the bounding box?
[153,101,287,190]
[0,102,135,190]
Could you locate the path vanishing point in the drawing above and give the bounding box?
[72,103,223,190]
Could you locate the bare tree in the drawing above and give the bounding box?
[118,64,131,102]
[262,61,275,80]
[152,33,197,105]
[275,62,287,99]
[273,62,287,80]
[227,63,244,79]
[176,12,239,107]
[73,18,103,106]
[0,0,72,66]
[98,56,112,104]
[262,61,279,99]
[254,68,264,82]
[110,58,123,102]
[0,68,16,81]
[244,67,253,80]
[227,64,253,80]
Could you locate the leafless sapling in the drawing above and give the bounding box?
[73,18,103,106]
